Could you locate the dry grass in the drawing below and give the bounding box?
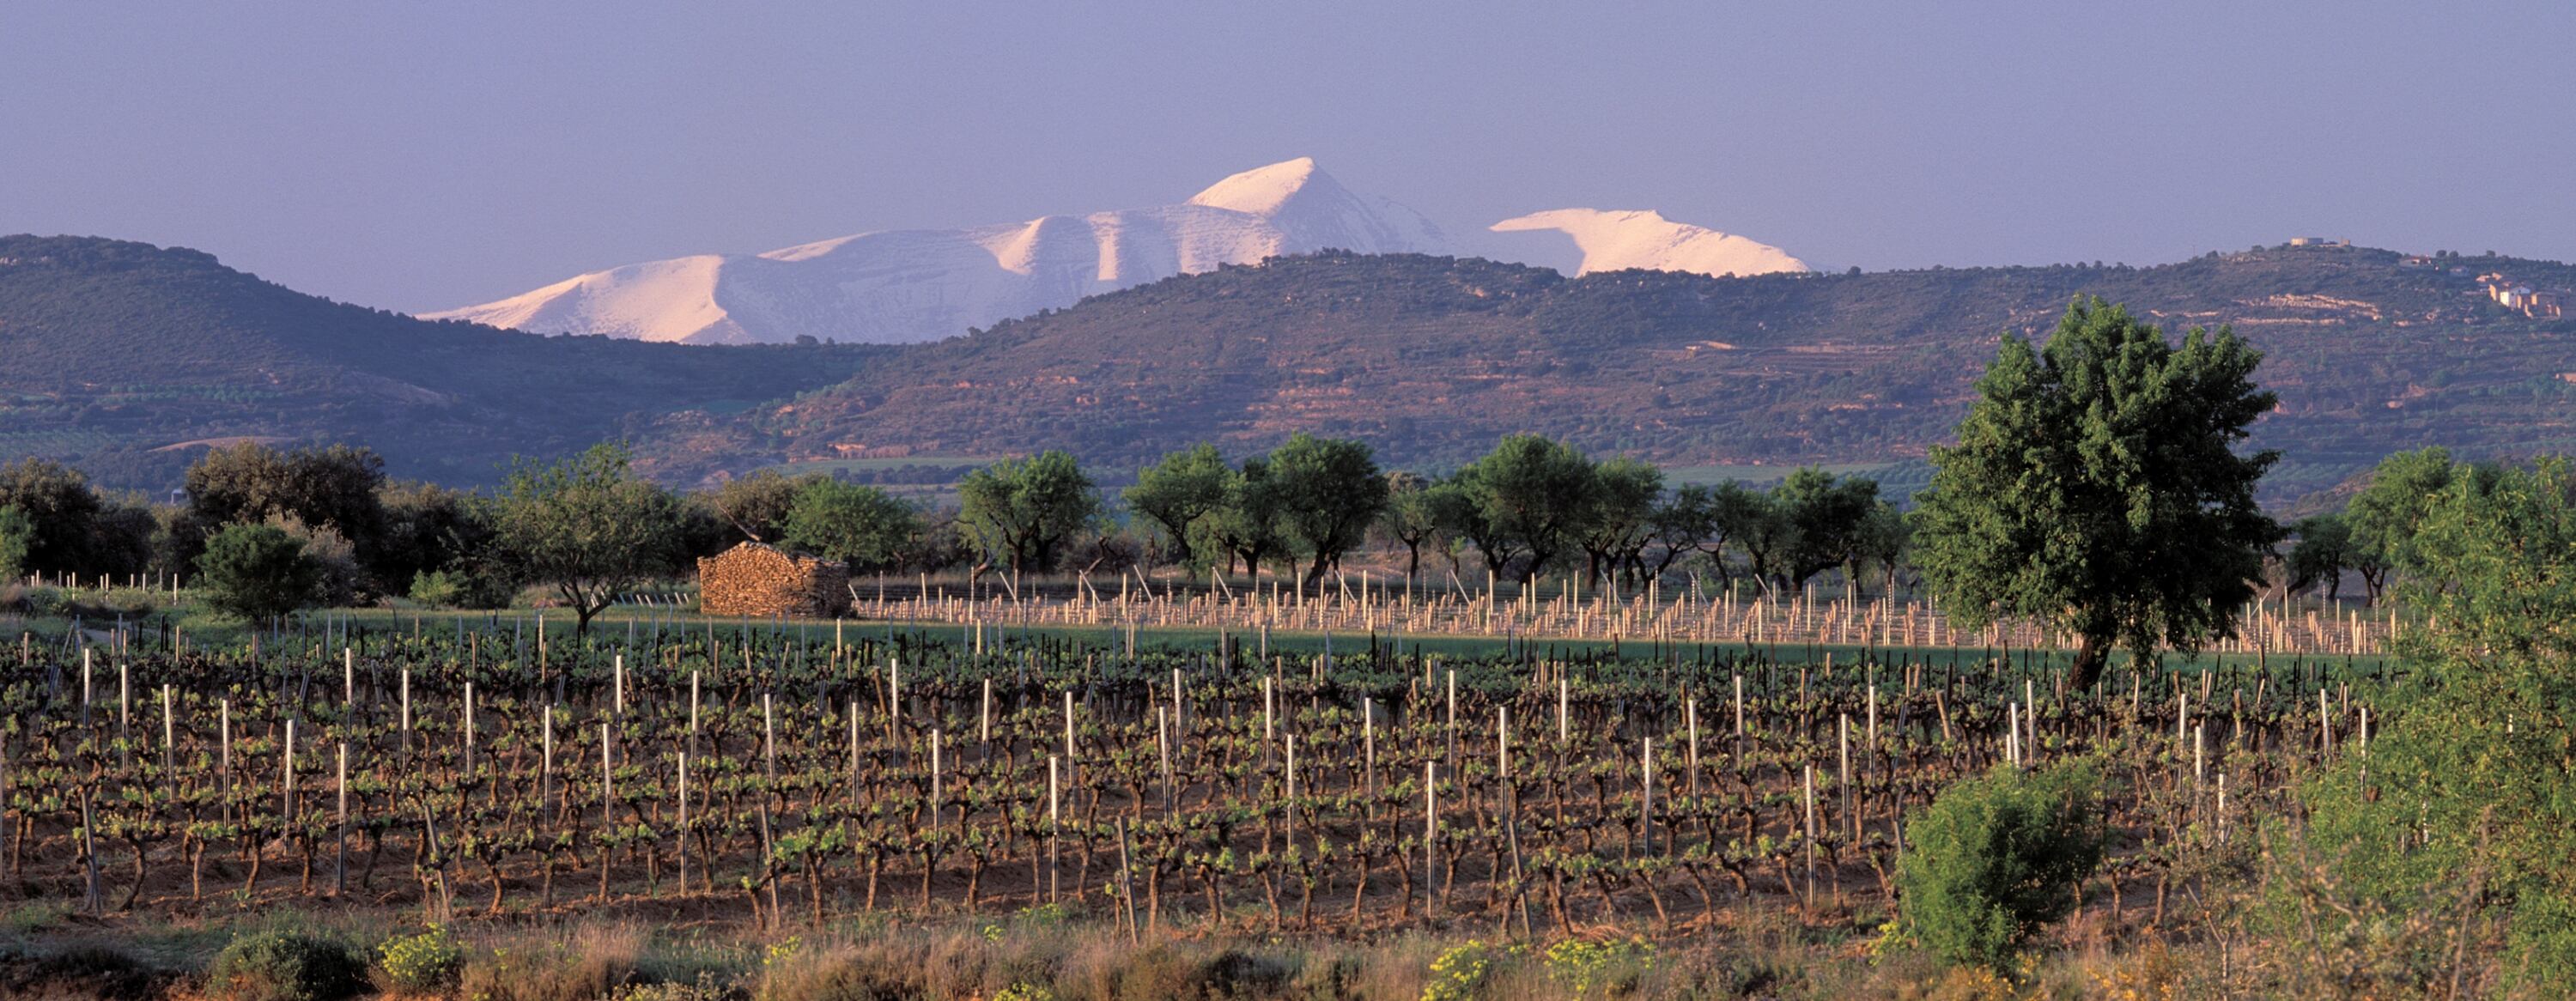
[454,925,648,1001]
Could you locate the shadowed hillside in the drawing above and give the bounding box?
[0,235,883,487]
[8,234,2573,503]
[657,246,2576,500]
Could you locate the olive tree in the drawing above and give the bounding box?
[1913,298,2279,689]
[1124,444,1230,568]
[1451,434,1596,584]
[781,479,919,572]
[956,451,1099,573]
[492,443,685,636]
[1266,434,1388,589]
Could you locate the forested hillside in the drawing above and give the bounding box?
[0,236,881,487]
[660,245,2576,500]
[8,233,2573,503]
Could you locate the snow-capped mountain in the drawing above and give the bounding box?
[1490,209,1807,278]
[424,158,1448,345]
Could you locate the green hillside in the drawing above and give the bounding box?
[658,245,2576,500]
[8,234,2573,504]
[0,235,882,487]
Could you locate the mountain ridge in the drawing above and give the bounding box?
[1492,208,1809,277]
[632,244,2576,503]
[422,157,1450,345]
[9,233,2573,506]
[0,234,877,487]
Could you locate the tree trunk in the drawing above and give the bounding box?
[2069,636,2111,691]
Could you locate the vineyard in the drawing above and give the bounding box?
[827,573,2397,658]
[0,615,2385,942]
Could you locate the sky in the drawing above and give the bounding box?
[5,2,2573,312]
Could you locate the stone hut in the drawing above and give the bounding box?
[696,542,850,617]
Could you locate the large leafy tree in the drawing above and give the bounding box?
[2303,458,2576,986]
[1667,481,1766,589]
[1453,434,1597,584]
[956,451,1099,573]
[185,442,388,557]
[1575,457,1663,587]
[493,443,685,636]
[1266,434,1389,588]
[2344,447,2486,604]
[0,506,31,583]
[1124,444,1231,568]
[709,469,820,544]
[1764,467,1883,592]
[1200,457,1291,582]
[1377,471,1448,581]
[1914,298,2279,689]
[781,479,919,572]
[0,458,106,576]
[2286,513,2354,601]
[374,481,497,592]
[194,523,323,627]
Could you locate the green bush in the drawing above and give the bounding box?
[1897,761,2104,970]
[1544,937,1655,998]
[409,569,465,609]
[0,505,30,582]
[378,924,464,990]
[195,523,322,625]
[205,930,367,1001]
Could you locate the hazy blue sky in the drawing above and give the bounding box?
[6,3,2572,312]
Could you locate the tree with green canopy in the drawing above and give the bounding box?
[0,506,32,583]
[1124,444,1231,568]
[1762,466,1883,592]
[185,442,389,558]
[708,469,821,544]
[2300,458,2576,986]
[1913,297,2279,689]
[1377,471,1449,581]
[1858,500,1912,595]
[1658,481,1765,590]
[194,522,323,626]
[1266,434,1389,588]
[2286,513,2354,601]
[0,458,106,577]
[2344,446,2489,604]
[1200,457,1291,582]
[1451,434,1596,584]
[956,450,1099,573]
[1575,457,1663,587]
[492,443,685,636]
[781,479,919,572]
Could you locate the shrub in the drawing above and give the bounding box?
[0,505,30,582]
[1421,940,1501,1001]
[455,925,643,1001]
[194,523,321,625]
[1897,761,2105,970]
[1545,937,1655,998]
[378,924,464,990]
[409,569,465,609]
[204,930,368,1001]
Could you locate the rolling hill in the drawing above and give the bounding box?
[0,234,880,488]
[9,233,2573,505]
[645,244,2576,501]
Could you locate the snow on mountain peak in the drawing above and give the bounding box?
[1491,209,1808,279]
[1188,157,1324,216]
[424,158,1446,345]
